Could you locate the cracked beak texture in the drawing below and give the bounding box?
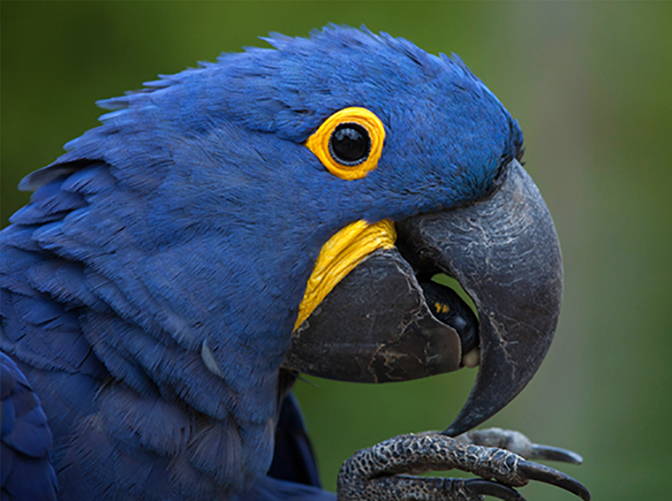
[285,160,562,435]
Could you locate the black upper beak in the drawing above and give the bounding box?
[284,160,562,435]
[397,160,562,435]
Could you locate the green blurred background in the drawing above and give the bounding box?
[2,2,671,499]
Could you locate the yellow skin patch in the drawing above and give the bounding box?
[305,107,385,181]
[434,302,450,315]
[294,219,396,330]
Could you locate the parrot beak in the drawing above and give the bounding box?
[396,159,562,435]
[285,160,562,435]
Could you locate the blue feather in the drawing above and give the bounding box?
[0,352,58,500]
[268,393,322,488]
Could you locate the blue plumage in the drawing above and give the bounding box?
[1,352,58,500]
[0,26,522,499]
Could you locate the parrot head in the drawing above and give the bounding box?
[20,26,561,439]
[267,28,563,436]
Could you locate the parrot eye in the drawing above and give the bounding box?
[305,107,385,180]
[329,123,370,166]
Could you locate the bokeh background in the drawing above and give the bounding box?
[2,2,671,499]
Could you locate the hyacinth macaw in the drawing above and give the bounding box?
[0,26,590,501]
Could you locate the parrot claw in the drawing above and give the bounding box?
[516,460,590,501]
[462,479,526,501]
[453,427,590,499]
[337,430,590,501]
[454,427,583,464]
[529,444,583,464]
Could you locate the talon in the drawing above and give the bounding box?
[463,479,526,501]
[456,428,585,466]
[518,460,591,501]
[529,444,583,465]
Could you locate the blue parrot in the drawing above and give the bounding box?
[0,26,590,500]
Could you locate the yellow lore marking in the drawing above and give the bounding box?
[294,219,396,330]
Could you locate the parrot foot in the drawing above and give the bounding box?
[336,428,590,501]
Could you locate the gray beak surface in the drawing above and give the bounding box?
[285,160,563,435]
[397,160,562,435]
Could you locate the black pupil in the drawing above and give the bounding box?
[329,123,370,166]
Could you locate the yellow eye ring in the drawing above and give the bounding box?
[305,107,385,181]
